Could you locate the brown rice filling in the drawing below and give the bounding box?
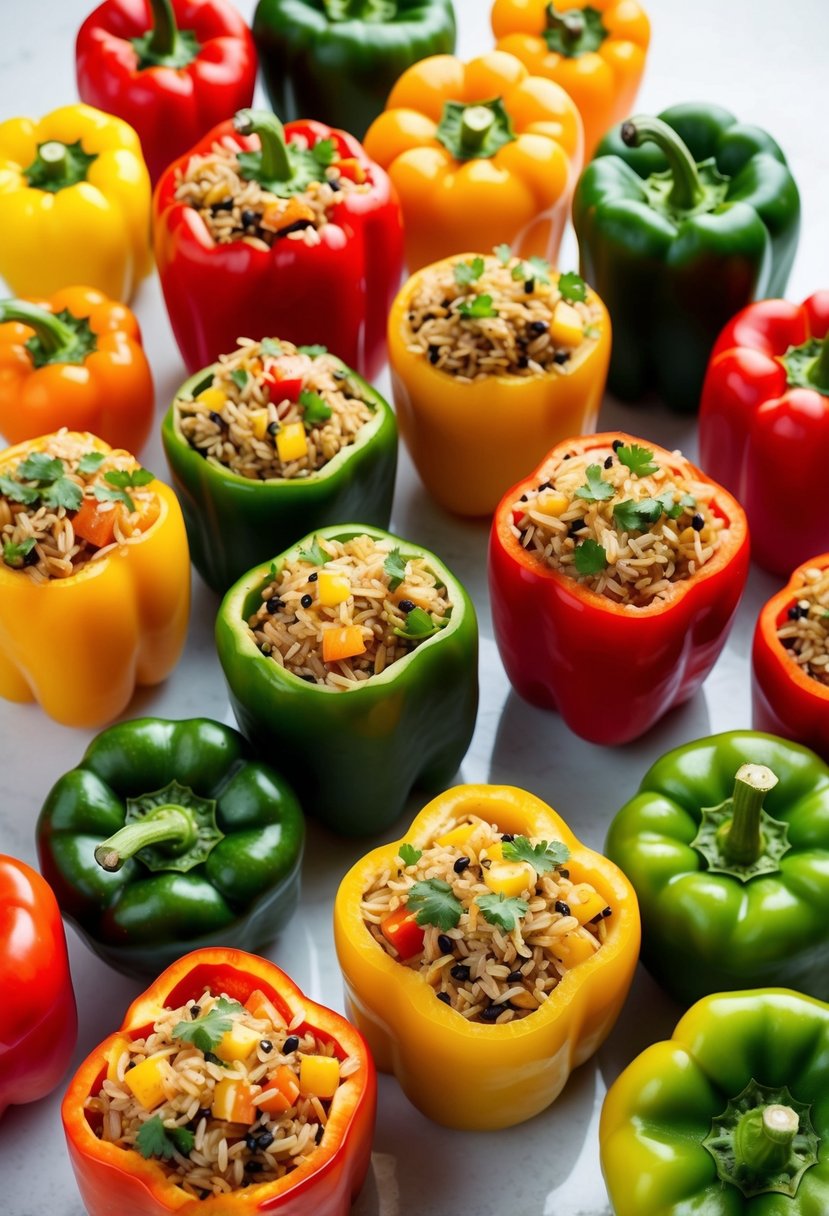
[249,533,451,691]
[776,567,829,685]
[362,817,609,1024]
[512,440,725,607]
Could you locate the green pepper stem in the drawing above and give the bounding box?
[808,336,829,391]
[38,141,69,182]
[546,3,585,46]
[323,0,394,16]
[95,805,197,872]
[233,109,291,182]
[0,300,78,358]
[720,764,779,867]
[621,116,705,211]
[733,1105,800,1176]
[147,0,179,57]
[460,106,496,155]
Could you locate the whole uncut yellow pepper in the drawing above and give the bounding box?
[0,105,151,302]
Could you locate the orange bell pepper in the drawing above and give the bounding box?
[0,286,153,452]
[492,0,650,157]
[364,50,583,271]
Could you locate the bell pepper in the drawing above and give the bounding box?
[0,855,77,1120]
[162,348,397,593]
[154,108,403,378]
[253,0,457,143]
[573,103,801,412]
[388,253,611,516]
[363,50,583,271]
[62,947,376,1216]
[0,431,189,727]
[0,287,153,453]
[216,524,479,836]
[0,104,151,303]
[699,293,829,574]
[753,556,829,764]
[36,717,304,977]
[76,0,257,185]
[600,989,829,1214]
[491,0,650,157]
[334,783,639,1129]
[489,432,750,744]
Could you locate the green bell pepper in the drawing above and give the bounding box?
[36,717,304,976]
[215,524,478,835]
[605,731,829,1007]
[600,989,829,1214]
[573,102,800,412]
[252,0,456,141]
[161,352,398,594]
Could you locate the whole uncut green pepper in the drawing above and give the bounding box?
[36,717,304,977]
[605,731,829,1007]
[252,0,457,141]
[573,103,800,412]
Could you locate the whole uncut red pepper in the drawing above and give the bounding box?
[0,855,77,1119]
[76,0,256,185]
[154,108,403,378]
[699,293,829,576]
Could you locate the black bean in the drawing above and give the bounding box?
[259,1039,273,1054]
[308,572,318,582]
[569,519,587,536]
[399,599,416,613]
[553,351,570,364]
[603,907,613,918]
[437,934,454,954]
[507,971,524,984]
[436,991,451,1004]
[267,421,280,436]
[328,178,341,192]
[23,546,39,566]
[524,279,535,293]
[196,1108,211,1122]
[241,209,258,227]
[245,1134,259,1152]
[246,1161,263,1173]
[604,455,613,469]
[501,834,514,843]
[528,320,548,335]
[428,344,440,364]
[441,298,451,308]
[283,1035,299,1054]
[450,964,470,981]
[190,1005,201,1019]
[691,513,705,532]
[407,312,416,322]
[211,199,234,212]
[315,1124,325,1144]
[125,1061,136,1071]
[276,219,315,236]
[256,1131,274,1150]
[480,1004,502,1022]
[209,411,225,427]
[302,674,316,682]
[266,597,282,614]
[559,869,570,878]
[555,900,571,917]
[453,855,470,873]
[517,355,529,369]
[301,594,313,608]
[562,453,571,460]
[612,440,624,451]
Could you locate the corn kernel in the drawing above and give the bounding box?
[550,301,585,348]
[195,386,227,412]
[318,570,351,607]
[534,491,569,517]
[277,422,308,463]
[550,931,597,969]
[570,889,609,926]
[250,410,269,440]
[299,1055,340,1099]
[216,1023,261,1062]
[484,861,534,899]
[436,823,476,849]
[106,1035,132,1083]
[124,1053,168,1110]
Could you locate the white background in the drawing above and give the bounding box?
[1,1,827,1213]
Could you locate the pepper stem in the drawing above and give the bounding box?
[233,109,292,183]
[718,764,779,867]
[38,141,69,181]
[734,1106,800,1176]
[546,4,585,46]
[146,0,179,57]
[621,116,705,211]
[95,804,197,872]
[808,335,829,391]
[460,106,497,155]
[0,300,78,359]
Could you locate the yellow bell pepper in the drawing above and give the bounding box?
[333,783,640,1130]
[364,51,583,271]
[0,105,151,302]
[0,432,190,727]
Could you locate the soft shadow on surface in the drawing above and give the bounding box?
[598,963,684,1091]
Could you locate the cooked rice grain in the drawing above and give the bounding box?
[776,567,829,685]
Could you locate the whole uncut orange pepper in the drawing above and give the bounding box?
[0,287,153,452]
[364,50,583,271]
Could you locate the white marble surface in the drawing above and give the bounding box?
[1,1,827,1212]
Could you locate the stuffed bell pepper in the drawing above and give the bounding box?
[389,248,609,516]
[37,717,304,977]
[601,989,829,1214]
[63,947,376,1215]
[699,293,829,574]
[0,104,151,302]
[163,337,397,592]
[0,431,189,727]
[364,50,583,270]
[154,108,403,377]
[253,0,457,141]
[606,731,829,1007]
[573,102,801,412]
[489,432,749,744]
[216,525,478,835]
[0,287,153,452]
[0,855,77,1120]
[334,783,639,1129]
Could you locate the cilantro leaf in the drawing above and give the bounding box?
[0,475,39,505]
[94,467,154,513]
[476,892,529,932]
[393,606,445,641]
[78,451,106,475]
[502,836,570,874]
[299,389,332,427]
[42,477,83,512]
[268,560,279,579]
[230,369,249,391]
[171,996,246,1054]
[457,294,498,320]
[3,536,36,568]
[383,547,407,591]
[574,538,607,575]
[298,536,327,566]
[406,879,462,930]
[312,138,336,167]
[494,243,512,265]
[654,490,695,521]
[575,464,614,503]
[17,453,63,482]
[136,1116,195,1161]
[453,256,485,288]
[617,444,659,478]
[298,344,328,356]
[260,338,283,357]
[527,256,552,285]
[613,498,664,532]
[558,271,586,303]
[398,843,422,867]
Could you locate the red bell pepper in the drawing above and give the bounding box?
[62,946,376,1216]
[76,0,256,185]
[154,109,403,378]
[0,855,77,1119]
[699,292,829,576]
[488,432,750,745]
[753,552,829,763]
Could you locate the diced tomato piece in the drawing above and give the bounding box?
[336,158,367,184]
[261,354,311,403]
[72,498,118,548]
[380,905,425,960]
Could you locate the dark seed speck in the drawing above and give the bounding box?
[428,344,440,364]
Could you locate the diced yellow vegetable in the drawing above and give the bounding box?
[550,931,597,969]
[212,1078,257,1123]
[194,386,227,412]
[550,301,585,349]
[216,1022,261,1063]
[106,1035,132,1083]
[250,410,269,440]
[483,841,504,863]
[484,861,534,899]
[277,421,307,463]
[299,1055,340,1099]
[436,823,476,849]
[570,889,609,926]
[318,570,351,607]
[123,1053,168,1110]
[534,491,569,517]
[204,181,232,206]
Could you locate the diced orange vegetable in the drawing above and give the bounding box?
[117,493,160,538]
[258,1064,301,1115]
[550,931,597,969]
[336,158,366,184]
[72,498,118,549]
[380,905,425,960]
[245,989,281,1025]
[299,1055,340,1099]
[211,1078,257,1123]
[570,889,610,926]
[262,198,315,232]
[322,625,366,663]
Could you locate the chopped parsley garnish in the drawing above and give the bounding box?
[575,464,614,503]
[393,606,445,641]
[398,843,422,866]
[558,272,587,303]
[476,892,529,931]
[171,996,246,1053]
[135,1116,195,1161]
[406,879,462,930]
[656,490,696,521]
[511,255,552,286]
[574,538,607,575]
[299,389,332,427]
[42,477,83,511]
[613,497,664,532]
[230,368,249,391]
[502,836,570,874]
[298,344,328,356]
[312,138,336,167]
[0,475,39,505]
[78,451,106,475]
[494,243,512,265]
[453,256,485,288]
[617,444,659,478]
[383,547,407,591]
[17,453,64,482]
[93,467,153,513]
[2,537,36,568]
[298,536,327,565]
[260,338,284,356]
[457,294,498,320]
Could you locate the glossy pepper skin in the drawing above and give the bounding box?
[0,287,153,452]
[76,0,257,185]
[364,50,583,271]
[0,104,151,302]
[37,717,304,977]
[62,947,376,1216]
[753,557,829,764]
[162,353,397,593]
[154,110,403,377]
[0,433,189,728]
[253,0,456,143]
[216,524,478,836]
[489,433,750,745]
[606,731,829,1007]
[699,293,829,574]
[335,784,640,1130]
[388,254,610,516]
[492,0,650,157]
[0,855,77,1120]
[573,103,801,412]
[601,990,829,1214]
